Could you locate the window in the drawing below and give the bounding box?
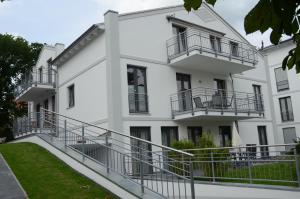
[68,84,75,108]
[127,65,148,113]
[279,97,293,122]
[188,127,202,144]
[176,73,192,111]
[51,95,55,112]
[283,127,297,151]
[161,127,179,147]
[219,126,231,147]
[253,85,263,111]
[210,35,222,52]
[230,41,239,57]
[130,127,152,174]
[172,25,187,53]
[258,126,269,157]
[275,67,289,91]
[38,67,43,83]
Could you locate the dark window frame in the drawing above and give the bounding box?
[210,35,222,53]
[253,84,264,111]
[274,67,289,92]
[161,126,179,147]
[127,65,149,113]
[230,41,239,57]
[188,126,202,145]
[68,84,75,108]
[279,96,294,122]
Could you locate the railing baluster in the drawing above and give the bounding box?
[294,149,300,187]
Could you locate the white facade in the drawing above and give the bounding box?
[48,4,276,148]
[262,40,300,145]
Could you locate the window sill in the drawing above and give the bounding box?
[66,106,75,110]
[129,112,151,116]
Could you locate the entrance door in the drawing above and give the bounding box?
[188,127,202,145]
[219,126,231,147]
[258,126,269,158]
[36,104,41,128]
[176,73,191,112]
[130,127,152,175]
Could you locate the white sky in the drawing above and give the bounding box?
[0,0,289,47]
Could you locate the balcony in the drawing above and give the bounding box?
[166,29,258,75]
[15,67,56,102]
[170,87,264,121]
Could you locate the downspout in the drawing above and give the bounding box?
[230,73,240,145]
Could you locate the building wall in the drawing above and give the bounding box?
[263,41,300,144]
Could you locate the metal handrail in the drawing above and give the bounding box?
[41,108,193,157]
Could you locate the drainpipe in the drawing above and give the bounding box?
[230,73,240,146]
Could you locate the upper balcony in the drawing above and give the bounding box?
[166,28,258,75]
[15,67,56,102]
[170,87,264,121]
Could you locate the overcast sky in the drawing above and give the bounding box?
[0,0,284,48]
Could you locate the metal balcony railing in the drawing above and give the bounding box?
[170,87,264,117]
[166,28,258,65]
[14,66,56,98]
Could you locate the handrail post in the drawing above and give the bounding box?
[247,151,253,184]
[294,148,300,187]
[220,91,224,115]
[139,141,145,194]
[189,156,195,199]
[190,90,194,116]
[64,120,67,148]
[82,125,85,162]
[211,152,216,182]
[106,131,110,173]
[247,93,250,115]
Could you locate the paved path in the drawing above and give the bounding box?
[0,153,27,199]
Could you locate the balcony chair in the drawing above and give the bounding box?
[193,97,204,109]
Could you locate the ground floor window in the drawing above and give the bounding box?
[161,127,178,147]
[257,126,269,157]
[188,126,202,145]
[283,127,297,151]
[130,127,152,175]
[219,126,231,147]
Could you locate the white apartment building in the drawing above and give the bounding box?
[262,39,300,146]
[16,4,276,149]
[15,43,64,128]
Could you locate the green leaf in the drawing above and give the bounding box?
[205,0,217,6]
[282,55,289,70]
[184,0,202,12]
[270,28,282,45]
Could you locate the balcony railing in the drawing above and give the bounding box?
[170,87,264,117]
[166,28,258,65]
[14,66,56,97]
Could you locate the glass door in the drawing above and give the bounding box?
[253,85,263,111]
[172,25,187,54]
[130,127,152,175]
[219,126,231,147]
[176,73,191,112]
[188,127,202,145]
[258,126,269,158]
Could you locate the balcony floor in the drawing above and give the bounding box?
[169,50,255,75]
[173,108,264,121]
[16,84,55,102]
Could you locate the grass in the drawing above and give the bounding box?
[0,142,116,199]
[195,162,299,187]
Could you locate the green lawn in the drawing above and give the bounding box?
[0,143,116,199]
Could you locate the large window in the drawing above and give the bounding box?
[68,84,75,108]
[161,127,179,147]
[283,127,297,151]
[210,35,222,52]
[275,67,289,92]
[258,126,269,157]
[172,24,187,54]
[230,41,239,57]
[188,127,202,144]
[279,97,294,122]
[253,85,263,111]
[219,126,231,147]
[130,127,152,175]
[127,65,148,113]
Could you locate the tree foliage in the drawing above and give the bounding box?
[184,0,300,73]
[0,34,42,140]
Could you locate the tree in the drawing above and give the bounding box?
[0,34,42,141]
[183,0,300,73]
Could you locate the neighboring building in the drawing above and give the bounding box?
[15,43,64,129]
[262,39,300,145]
[16,4,276,148]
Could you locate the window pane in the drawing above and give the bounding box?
[275,68,289,91]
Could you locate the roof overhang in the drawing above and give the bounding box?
[51,24,104,67]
